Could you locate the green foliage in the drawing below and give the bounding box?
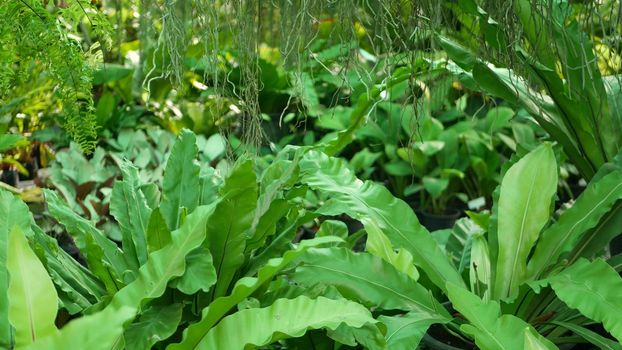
[543,259,622,343]
[191,296,379,349]
[0,0,111,152]
[493,143,558,301]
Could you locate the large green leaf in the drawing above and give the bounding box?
[378,311,448,350]
[188,296,377,349]
[108,203,218,311]
[160,129,200,231]
[173,246,217,295]
[299,150,464,291]
[528,170,622,279]
[545,259,622,343]
[293,247,449,318]
[446,283,557,350]
[205,160,257,300]
[0,190,34,348]
[23,306,135,350]
[110,160,151,267]
[493,144,557,301]
[124,304,183,350]
[169,236,343,350]
[7,225,58,347]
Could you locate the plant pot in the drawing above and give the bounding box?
[415,208,462,231]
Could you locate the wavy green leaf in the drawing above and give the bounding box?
[168,236,343,350]
[173,246,217,295]
[124,304,183,350]
[23,306,135,350]
[8,225,58,347]
[293,247,449,318]
[446,283,557,350]
[494,144,557,300]
[545,259,622,343]
[110,160,151,267]
[528,170,622,279]
[299,150,464,291]
[205,160,257,299]
[191,296,377,349]
[378,311,448,349]
[0,189,34,348]
[161,129,200,231]
[108,203,217,310]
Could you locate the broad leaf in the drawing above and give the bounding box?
[169,236,343,350]
[7,226,58,347]
[379,311,448,349]
[189,296,377,349]
[293,247,449,318]
[109,204,218,311]
[174,246,217,295]
[205,160,257,299]
[124,304,183,350]
[299,150,464,291]
[494,144,557,300]
[546,259,622,343]
[161,129,200,231]
[447,283,557,350]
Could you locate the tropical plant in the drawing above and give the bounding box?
[0,130,391,349]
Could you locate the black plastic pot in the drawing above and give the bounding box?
[415,208,462,231]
